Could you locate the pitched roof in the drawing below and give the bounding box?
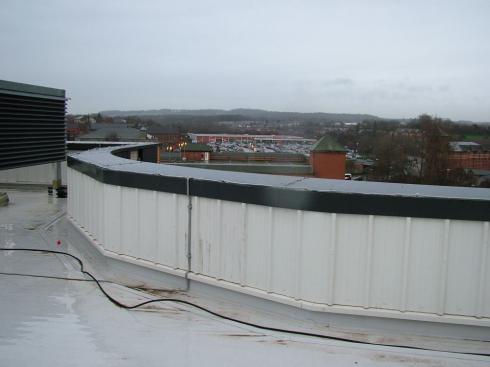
[148,125,181,134]
[184,143,213,152]
[449,141,482,152]
[310,135,346,153]
[77,126,147,141]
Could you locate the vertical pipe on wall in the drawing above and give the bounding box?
[135,188,140,258]
[267,207,274,293]
[295,210,303,300]
[173,193,179,269]
[240,203,248,286]
[216,199,222,280]
[154,191,160,264]
[118,186,123,254]
[364,215,374,309]
[77,170,80,221]
[194,196,201,274]
[327,213,337,306]
[438,219,451,316]
[100,181,105,246]
[400,217,412,312]
[185,177,192,290]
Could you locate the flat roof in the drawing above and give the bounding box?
[189,133,315,141]
[1,189,488,365]
[0,79,65,99]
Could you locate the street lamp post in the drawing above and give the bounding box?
[179,141,187,161]
[166,145,173,161]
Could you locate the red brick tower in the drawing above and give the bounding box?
[310,135,346,179]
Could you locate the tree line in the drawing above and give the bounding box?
[338,115,489,187]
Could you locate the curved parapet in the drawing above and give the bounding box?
[67,144,490,328]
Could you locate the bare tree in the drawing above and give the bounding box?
[418,115,450,185]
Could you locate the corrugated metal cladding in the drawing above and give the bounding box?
[0,80,66,170]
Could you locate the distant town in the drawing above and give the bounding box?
[67,109,490,187]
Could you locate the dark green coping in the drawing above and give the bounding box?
[67,150,490,221]
[0,79,65,100]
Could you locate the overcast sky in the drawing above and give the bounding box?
[1,1,489,121]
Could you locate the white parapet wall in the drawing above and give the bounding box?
[0,161,67,185]
[67,161,490,327]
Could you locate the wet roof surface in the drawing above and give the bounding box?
[1,190,489,366]
[72,145,490,200]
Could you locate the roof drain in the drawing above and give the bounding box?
[185,177,192,291]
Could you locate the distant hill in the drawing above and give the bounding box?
[100,108,381,123]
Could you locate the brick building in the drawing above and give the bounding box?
[309,135,347,179]
[448,141,490,170]
[147,126,186,145]
[181,143,213,161]
[162,135,346,180]
[448,152,490,170]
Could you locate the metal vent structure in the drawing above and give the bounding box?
[0,80,66,170]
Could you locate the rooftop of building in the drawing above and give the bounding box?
[77,125,148,141]
[147,125,182,134]
[0,79,65,99]
[450,141,483,152]
[310,135,347,153]
[1,188,489,366]
[183,142,213,152]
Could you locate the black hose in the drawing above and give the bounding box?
[0,248,488,357]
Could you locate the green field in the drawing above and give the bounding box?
[462,134,489,141]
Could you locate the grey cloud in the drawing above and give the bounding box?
[0,0,489,121]
[322,78,355,87]
[437,85,451,92]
